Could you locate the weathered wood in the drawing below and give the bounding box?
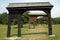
[48,11,52,35]
[45,10,52,35]
[7,14,11,37]
[6,2,53,37]
[17,14,21,37]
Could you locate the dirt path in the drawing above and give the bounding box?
[21,34,48,40]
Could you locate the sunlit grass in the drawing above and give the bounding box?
[0,24,60,40]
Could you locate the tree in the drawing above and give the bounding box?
[21,11,29,24]
[0,14,2,24]
[1,12,8,24]
[52,17,60,24]
[20,11,29,27]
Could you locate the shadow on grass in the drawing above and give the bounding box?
[13,27,25,29]
[22,32,47,35]
[13,27,18,29]
[11,32,47,37]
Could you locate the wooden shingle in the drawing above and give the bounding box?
[7,2,53,8]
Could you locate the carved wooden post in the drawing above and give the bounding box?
[16,10,26,37]
[44,10,52,35]
[17,14,21,37]
[47,10,52,35]
[7,14,11,37]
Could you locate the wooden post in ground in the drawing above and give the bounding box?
[48,11,52,35]
[17,14,21,37]
[7,14,11,37]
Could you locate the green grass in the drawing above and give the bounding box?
[0,24,60,40]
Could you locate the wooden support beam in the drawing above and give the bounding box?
[47,11,52,35]
[17,11,26,37]
[17,14,21,37]
[44,10,52,35]
[7,15,11,37]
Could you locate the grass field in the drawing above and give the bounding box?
[0,24,60,40]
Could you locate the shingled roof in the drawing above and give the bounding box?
[28,11,47,16]
[7,2,53,8]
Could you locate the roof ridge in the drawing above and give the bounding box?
[9,2,49,4]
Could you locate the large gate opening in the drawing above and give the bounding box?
[18,10,48,40]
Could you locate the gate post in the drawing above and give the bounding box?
[7,14,11,37]
[47,10,52,35]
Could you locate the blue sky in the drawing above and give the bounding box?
[0,0,60,18]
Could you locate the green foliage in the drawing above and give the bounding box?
[11,19,17,25]
[0,12,8,24]
[0,12,60,25]
[0,11,29,24]
[0,14,2,24]
[52,17,60,24]
[21,11,29,24]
